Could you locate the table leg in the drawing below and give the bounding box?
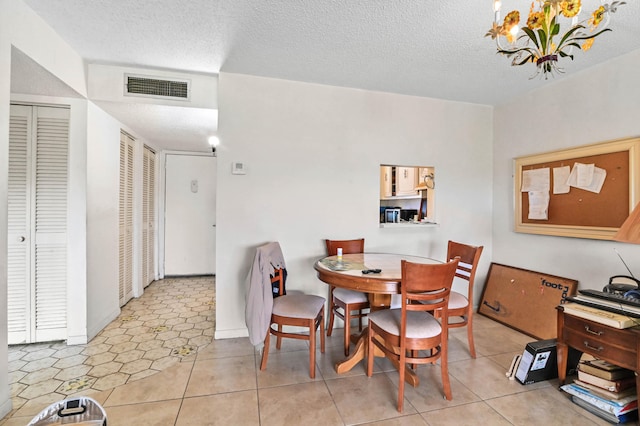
[335,328,368,374]
[556,342,568,385]
[334,326,420,387]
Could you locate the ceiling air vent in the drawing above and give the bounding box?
[124,74,190,101]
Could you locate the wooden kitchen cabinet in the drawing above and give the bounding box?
[380,166,393,198]
[395,167,418,197]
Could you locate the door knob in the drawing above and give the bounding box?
[19,236,25,242]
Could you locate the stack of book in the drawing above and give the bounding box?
[561,355,638,423]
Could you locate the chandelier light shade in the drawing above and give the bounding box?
[614,202,640,244]
[486,0,625,78]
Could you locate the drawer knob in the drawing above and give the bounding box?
[584,341,603,352]
[584,325,603,336]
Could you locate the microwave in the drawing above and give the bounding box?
[385,208,401,223]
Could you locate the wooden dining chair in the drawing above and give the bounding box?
[437,240,483,358]
[260,268,326,378]
[324,238,368,356]
[366,258,458,412]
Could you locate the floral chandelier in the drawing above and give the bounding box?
[486,0,625,78]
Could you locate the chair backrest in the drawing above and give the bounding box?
[271,268,287,297]
[446,241,483,294]
[325,238,365,256]
[401,259,458,312]
[400,259,458,344]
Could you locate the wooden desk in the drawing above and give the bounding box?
[314,253,439,385]
[556,306,640,402]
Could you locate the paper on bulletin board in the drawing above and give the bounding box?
[521,168,550,192]
[553,166,571,194]
[527,191,549,220]
[566,162,607,193]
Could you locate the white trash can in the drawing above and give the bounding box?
[27,396,107,425]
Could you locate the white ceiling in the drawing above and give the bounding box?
[14,0,640,152]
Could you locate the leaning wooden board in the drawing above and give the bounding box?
[478,263,578,340]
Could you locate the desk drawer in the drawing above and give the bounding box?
[563,314,636,352]
[563,329,636,370]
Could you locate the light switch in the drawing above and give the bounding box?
[232,162,246,175]
[190,180,198,193]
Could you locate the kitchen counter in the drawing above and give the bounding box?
[379,221,439,228]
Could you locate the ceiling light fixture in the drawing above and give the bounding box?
[208,136,220,155]
[614,202,640,244]
[486,0,625,78]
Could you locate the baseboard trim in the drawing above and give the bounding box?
[85,307,121,343]
[214,328,248,340]
[164,274,215,279]
[0,396,12,420]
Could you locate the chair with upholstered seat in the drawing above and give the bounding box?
[260,267,326,378]
[246,242,325,379]
[325,238,368,356]
[437,240,483,358]
[366,258,458,412]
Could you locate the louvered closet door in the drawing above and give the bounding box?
[142,146,156,288]
[8,105,32,344]
[8,104,69,344]
[119,132,134,306]
[33,106,69,341]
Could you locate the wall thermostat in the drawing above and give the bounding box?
[232,162,246,175]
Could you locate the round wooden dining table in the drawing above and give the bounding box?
[314,252,439,385]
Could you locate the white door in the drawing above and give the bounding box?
[8,104,69,344]
[164,154,216,275]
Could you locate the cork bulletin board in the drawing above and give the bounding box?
[478,263,578,340]
[514,137,640,240]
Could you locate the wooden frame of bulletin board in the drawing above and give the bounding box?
[515,137,640,240]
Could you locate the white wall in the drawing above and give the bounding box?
[5,1,87,98]
[86,102,122,340]
[0,1,11,418]
[88,64,218,109]
[216,73,494,338]
[0,0,90,417]
[493,50,640,290]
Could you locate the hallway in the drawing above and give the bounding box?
[4,276,214,421]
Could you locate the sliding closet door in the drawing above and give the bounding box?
[119,132,135,306]
[142,145,156,288]
[33,106,69,342]
[7,105,32,344]
[8,104,69,344]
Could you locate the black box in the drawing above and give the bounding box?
[514,338,580,385]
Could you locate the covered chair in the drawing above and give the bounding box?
[437,240,483,358]
[247,242,325,379]
[325,238,368,356]
[366,258,458,412]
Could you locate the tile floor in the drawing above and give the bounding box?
[3,276,214,424]
[0,281,622,425]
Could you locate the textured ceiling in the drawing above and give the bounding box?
[17,0,640,151]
